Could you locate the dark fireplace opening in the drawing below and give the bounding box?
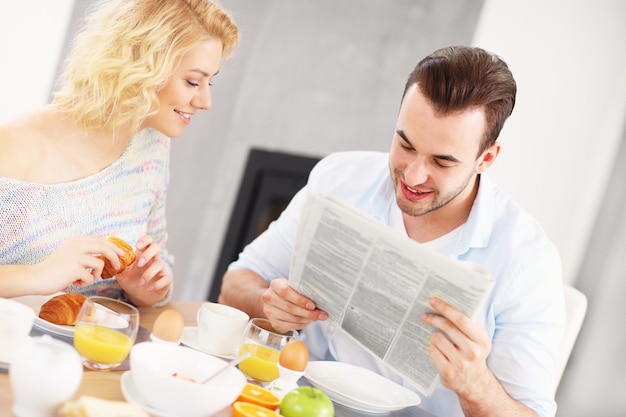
[208,148,321,301]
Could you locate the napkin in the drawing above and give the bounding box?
[58,395,149,417]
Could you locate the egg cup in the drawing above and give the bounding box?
[150,333,181,346]
[266,363,305,399]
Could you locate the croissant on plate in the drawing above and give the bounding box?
[101,236,136,279]
[38,293,87,325]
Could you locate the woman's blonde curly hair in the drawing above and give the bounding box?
[53,0,238,132]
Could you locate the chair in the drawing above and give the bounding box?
[555,284,588,386]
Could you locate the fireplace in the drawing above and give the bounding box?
[208,148,321,301]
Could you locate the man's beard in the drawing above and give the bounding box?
[394,169,474,218]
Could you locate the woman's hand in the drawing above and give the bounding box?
[33,236,125,294]
[115,236,172,307]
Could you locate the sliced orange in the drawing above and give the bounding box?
[236,383,280,409]
[232,401,282,417]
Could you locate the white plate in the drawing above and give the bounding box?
[180,326,237,360]
[120,371,179,417]
[305,361,421,413]
[121,372,230,417]
[11,293,74,337]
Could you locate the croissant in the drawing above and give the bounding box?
[101,236,136,278]
[38,293,87,325]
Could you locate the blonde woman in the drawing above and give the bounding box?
[0,0,238,307]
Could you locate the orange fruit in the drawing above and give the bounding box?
[236,383,280,409]
[232,401,282,417]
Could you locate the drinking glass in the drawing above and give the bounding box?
[238,318,299,384]
[73,296,139,370]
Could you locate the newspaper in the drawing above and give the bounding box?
[289,193,494,396]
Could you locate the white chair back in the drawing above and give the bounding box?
[556,284,588,386]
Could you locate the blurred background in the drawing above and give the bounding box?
[1,1,625,415]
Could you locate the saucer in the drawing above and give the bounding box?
[305,361,421,413]
[180,326,237,360]
[121,371,178,417]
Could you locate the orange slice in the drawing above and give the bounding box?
[232,401,282,417]
[236,383,280,409]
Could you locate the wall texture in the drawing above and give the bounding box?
[474,0,626,289]
[166,0,486,301]
[0,1,73,122]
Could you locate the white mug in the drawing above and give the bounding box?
[0,298,36,365]
[196,302,249,357]
[10,335,83,417]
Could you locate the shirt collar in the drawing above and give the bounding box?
[450,174,495,256]
[370,171,397,223]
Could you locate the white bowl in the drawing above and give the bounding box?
[130,342,246,417]
[0,297,36,364]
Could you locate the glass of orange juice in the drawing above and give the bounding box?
[238,318,298,384]
[73,296,139,371]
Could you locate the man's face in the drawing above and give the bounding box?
[389,85,496,220]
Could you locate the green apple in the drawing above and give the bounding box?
[279,386,334,417]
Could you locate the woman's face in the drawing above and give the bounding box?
[143,39,223,138]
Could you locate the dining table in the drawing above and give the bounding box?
[0,300,438,417]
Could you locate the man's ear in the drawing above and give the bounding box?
[476,142,501,173]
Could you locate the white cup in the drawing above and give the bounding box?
[10,335,83,417]
[196,303,249,357]
[0,298,36,365]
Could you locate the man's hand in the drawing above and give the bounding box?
[421,297,493,398]
[421,298,537,416]
[261,278,328,330]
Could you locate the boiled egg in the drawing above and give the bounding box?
[279,340,309,372]
[152,308,184,343]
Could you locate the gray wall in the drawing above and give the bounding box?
[555,116,626,415]
[56,0,484,300]
[166,0,485,301]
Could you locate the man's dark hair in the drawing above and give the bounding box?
[403,46,517,155]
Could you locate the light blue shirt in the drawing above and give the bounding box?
[229,151,565,417]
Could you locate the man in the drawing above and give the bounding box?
[219,46,565,417]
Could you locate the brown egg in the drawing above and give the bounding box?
[152,308,185,342]
[279,340,309,372]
